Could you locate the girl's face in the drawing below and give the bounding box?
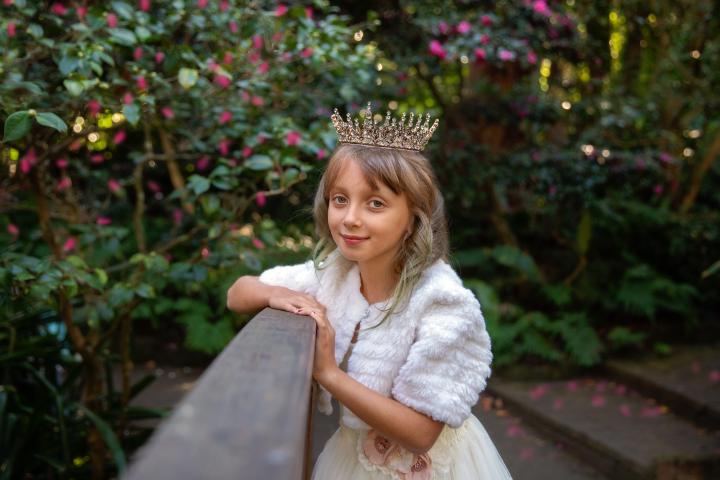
[327,158,413,272]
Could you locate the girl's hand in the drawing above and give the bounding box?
[297,306,338,384]
[268,286,324,315]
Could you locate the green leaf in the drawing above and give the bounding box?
[27,23,44,38]
[246,154,273,170]
[58,56,79,75]
[95,268,108,286]
[178,315,235,355]
[135,26,151,41]
[109,28,137,47]
[188,175,210,195]
[178,68,199,89]
[135,283,156,299]
[122,104,140,126]
[112,1,135,19]
[36,112,68,134]
[576,209,592,255]
[3,111,31,142]
[76,403,127,473]
[63,79,84,96]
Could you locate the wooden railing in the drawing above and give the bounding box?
[123,308,318,480]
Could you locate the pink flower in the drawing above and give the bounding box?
[108,179,121,193]
[136,75,147,90]
[7,224,19,236]
[548,185,557,195]
[429,40,446,59]
[207,59,219,72]
[255,191,266,207]
[91,154,104,164]
[527,51,538,64]
[615,384,628,395]
[133,46,143,60]
[273,31,284,43]
[305,6,313,18]
[196,155,210,171]
[63,237,77,252]
[51,3,68,15]
[139,0,151,12]
[107,13,118,28]
[218,139,231,156]
[252,34,263,50]
[219,110,232,124]
[300,47,313,58]
[251,96,264,107]
[242,146,253,158]
[553,398,564,410]
[96,216,112,226]
[123,92,134,105]
[506,424,523,438]
[7,22,16,38]
[438,21,449,34]
[201,247,210,258]
[57,177,72,190]
[317,149,327,159]
[229,20,238,33]
[653,184,663,196]
[223,52,233,65]
[456,20,471,34]
[155,51,165,63]
[499,48,516,61]
[659,152,673,164]
[256,133,267,144]
[285,131,301,146]
[173,208,183,225]
[252,237,265,249]
[480,33,491,45]
[481,15,493,26]
[710,371,720,382]
[619,404,632,417]
[474,48,487,61]
[530,384,549,400]
[87,99,101,116]
[219,0,228,12]
[76,6,87,19]
[248,51,260,64]
[113,130,126,144]
[20,148,37,174]
[257,61,269,74]
[56,158,68,169]
[591,395,605,407]
[533,0,552,17]
[275,4,288,16]
[147,180,160,192]
[197,0,208,8]
[214,75,231,88]
[161,106,174,119]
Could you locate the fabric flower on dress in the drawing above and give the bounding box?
[361,429,432,479]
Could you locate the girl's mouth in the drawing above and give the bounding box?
[341,234,369,245]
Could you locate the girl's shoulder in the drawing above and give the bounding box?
[410,259,480,314]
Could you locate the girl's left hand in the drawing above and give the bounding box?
[297,305,338,384]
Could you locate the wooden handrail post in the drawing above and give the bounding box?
[123,308,317,479]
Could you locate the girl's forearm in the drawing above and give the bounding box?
[319,366,443,455]
[226,275,274,313]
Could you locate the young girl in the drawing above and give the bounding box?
[227,104,513,479]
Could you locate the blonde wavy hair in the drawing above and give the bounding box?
[312,144,449,330]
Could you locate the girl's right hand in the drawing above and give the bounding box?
[268,286,325,315]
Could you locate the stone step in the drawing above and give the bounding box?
[487,377,720,480]
[312,393,610,480]
[605,344,720,430]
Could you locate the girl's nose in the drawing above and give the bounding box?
[343,204,362,228]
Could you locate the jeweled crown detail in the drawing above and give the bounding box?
[331,102,440,152]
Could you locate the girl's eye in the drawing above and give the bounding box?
[333,195,347,205]
[370,200,384,209]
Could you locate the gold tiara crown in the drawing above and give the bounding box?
[330,102,440,152]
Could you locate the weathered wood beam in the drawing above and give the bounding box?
[123,308,317,480]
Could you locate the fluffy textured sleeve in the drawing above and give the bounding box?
[257,260,320,296]
[390,289,493,428]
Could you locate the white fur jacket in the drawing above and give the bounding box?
[258,252,493,430]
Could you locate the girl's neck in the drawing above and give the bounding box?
[358,260,399,305]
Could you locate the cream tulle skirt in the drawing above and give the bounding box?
[311,413,513,480]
